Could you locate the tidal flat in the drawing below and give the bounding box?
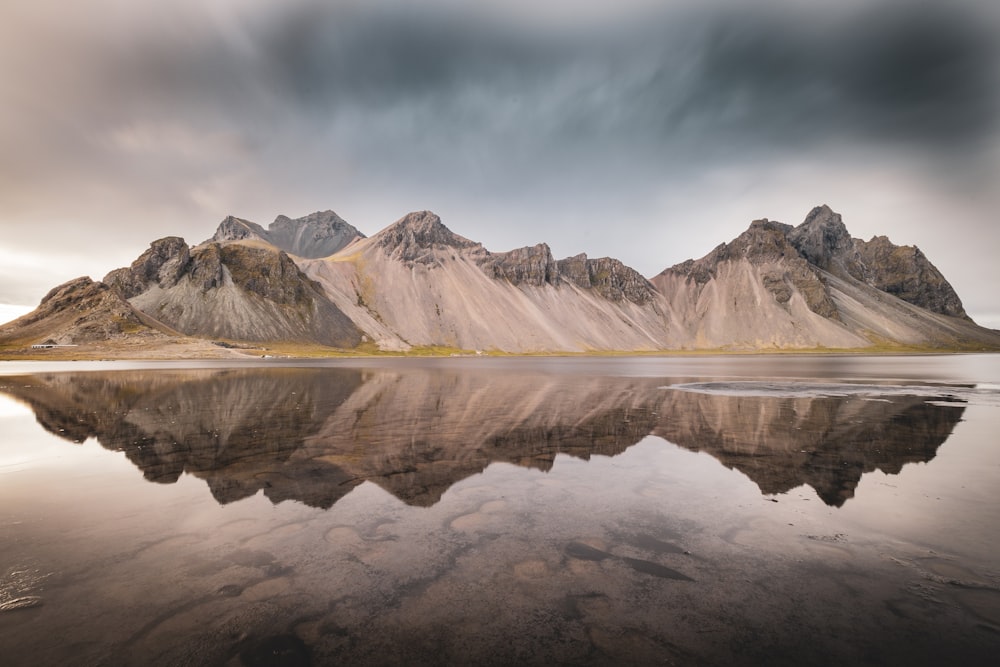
[1,355,998,666]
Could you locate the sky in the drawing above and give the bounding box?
[2,0,999,327]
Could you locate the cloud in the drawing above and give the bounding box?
[1,0,998,323]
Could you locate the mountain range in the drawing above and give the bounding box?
[3,205,998,354]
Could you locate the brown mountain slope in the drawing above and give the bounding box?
[0,276,179,346]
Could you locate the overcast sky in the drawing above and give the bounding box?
[2,0,999,327]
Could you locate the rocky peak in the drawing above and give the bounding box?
[208,211,363,259]
[267,210,365,259]
[729,219,797,263]
[104,236,191,299]
[660,218,797,285]
[376,211,482,264]
[788,205,862,276]
[211,216,268,244]
[657,216,839,319]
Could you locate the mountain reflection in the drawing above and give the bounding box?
[657,387,965,506]
[0,368,966,508]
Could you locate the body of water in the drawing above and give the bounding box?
[1,355,998,665]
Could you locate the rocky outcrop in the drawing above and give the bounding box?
[267,210,364,259]
[854,235,968,319]
[482,243,560,287]
[104,236,191,299]
[0,276,172,345]
[210,210,364,259]
[557,254,657,305]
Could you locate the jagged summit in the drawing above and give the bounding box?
[788,205,860,275]
[210,210,364,259]
[212,216,268,244]
[374,211,482,264]
[104,236,191,299]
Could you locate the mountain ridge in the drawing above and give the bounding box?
[2,204,998,356]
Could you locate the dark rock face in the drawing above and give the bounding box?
[788,205,863,277]
[787,205,968,319]
[557,254,657,305]
[727,219,797,264]
[376,211,482,264]
[188,243,225,290]
[104,236,191,299]
[210,211,364,259]
[483,243,561,287]
[854,236,969,320]
[218,245,316,306]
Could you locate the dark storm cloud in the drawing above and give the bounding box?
[681,3,998,150]
[130,0,994,197]
[206,3,998,153]
[14,0,996,196]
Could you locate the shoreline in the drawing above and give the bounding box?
[2,341,998,363]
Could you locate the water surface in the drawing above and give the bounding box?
[1,355,998,665]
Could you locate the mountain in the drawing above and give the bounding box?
[102,235,362,347]
[3,204,999,355]
[299,211,667,352]
[652,205,999,350]
[210,210,364,259]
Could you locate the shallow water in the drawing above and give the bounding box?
[0,355,998,665]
